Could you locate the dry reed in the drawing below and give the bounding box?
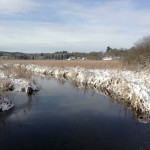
[0,65,31,79]
[0,60,123,70]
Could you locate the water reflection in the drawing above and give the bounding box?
[0,76,150,150]
[51,74,150,123]
[0,92,40,137]
[35,74,150,124]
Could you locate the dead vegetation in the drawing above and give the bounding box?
[0,60,123,70]
[0,79,13,91]
[124,36,150,69]
[10,67,31,79]
[0,64,32,92]
[0,65,31,79]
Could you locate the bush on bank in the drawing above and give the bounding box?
[124,36,150,69]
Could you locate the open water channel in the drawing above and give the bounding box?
[0,76,150,150]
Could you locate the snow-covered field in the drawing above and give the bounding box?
[1,63,150,122]
[0,64,40,112]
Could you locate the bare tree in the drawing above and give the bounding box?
[134,36,150,49]
[124,35,150,68]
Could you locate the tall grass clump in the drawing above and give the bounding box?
[1,65,31,79]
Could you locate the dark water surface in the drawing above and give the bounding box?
[0,77,150,150]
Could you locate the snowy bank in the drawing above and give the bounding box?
[11,79,40,94]
[21,64,150,117]
[0,65,40,111]
[0,71,40,94]
[2,63,150,121]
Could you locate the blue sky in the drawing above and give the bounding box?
[0,0,150,53]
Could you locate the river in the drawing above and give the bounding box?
[0,76,150,150]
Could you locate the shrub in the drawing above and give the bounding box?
[124,36,150,69]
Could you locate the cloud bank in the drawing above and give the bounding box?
[0,0,38,14]
[0,0,150,52]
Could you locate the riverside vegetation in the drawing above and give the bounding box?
[0,35,150,122]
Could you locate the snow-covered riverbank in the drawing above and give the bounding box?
[0,65,40,111]
[23,64,150,116]
[1,63,150,121]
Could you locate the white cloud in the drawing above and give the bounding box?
[0,21,148,52]
[0,0,38,14]
[0,0,150,52]
[46,0,150,27]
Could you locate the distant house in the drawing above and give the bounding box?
[103,57,113,60]
[67,56,76,60]
[67,56,87,60]
[82,57,87,60]
[103,57,120,60]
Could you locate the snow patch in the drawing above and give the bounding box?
[0,64,40,111]
[0,97,14,111]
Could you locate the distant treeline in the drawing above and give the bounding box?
[1,35,150,69]
[0,48,128,60]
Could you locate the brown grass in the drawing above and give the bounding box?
[11,67,32,79]
[1,65,31,79]
[0,60,123,70]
